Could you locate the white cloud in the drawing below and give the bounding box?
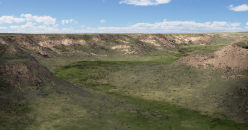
[245,22,248,30]
[100,20,106,23]
[10,26,20,29]
[0,14,56,25]
[0,16,25,24]
[21,22,36,29]
[10,22,36,29]
[229,4,248,12]
[61,20,65,25]
[119,0,171,6]
[0,27,6,29]
[20,14,56,24]
[6,19,245,33]
[9,23,60,33]
[96,20,243,32]
[61,19,77,25]
[229,22,241,27]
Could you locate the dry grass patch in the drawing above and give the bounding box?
[221,75,248,80]
[25,94,88,130]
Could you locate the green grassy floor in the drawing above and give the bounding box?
[51,59,248,130]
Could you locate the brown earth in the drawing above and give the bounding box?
[173,35,212,44]
[0,46,80,94]
[140,39,160,46]
[0,36,55,57]
[0,63,55,92]
[137,34,176,49]
[0,34,216,59]
[137,34,213,48]
[176,38,248,71]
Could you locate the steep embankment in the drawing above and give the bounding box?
[177,37,248,75]
[0,34,141,130]
[0,33,213,58]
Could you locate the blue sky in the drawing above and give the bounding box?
[0,0,247,33]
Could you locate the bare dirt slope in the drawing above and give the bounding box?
[177,38,248,71]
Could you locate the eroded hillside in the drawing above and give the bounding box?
[0,33,214,58]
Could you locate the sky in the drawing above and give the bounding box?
[0,0,247,33]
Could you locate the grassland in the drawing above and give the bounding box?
[0,33,248,130]
[51,60,248,130]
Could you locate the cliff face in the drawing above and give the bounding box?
[0,33,213,59]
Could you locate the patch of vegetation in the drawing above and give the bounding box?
[0,79,16,94]
[0,43,10,53]
[209,35,237,45]
[0,44,30,65]
[176,45,226,56]
[233,40,248,49]
[41,47,53,52]
[53,45,70,52]
[53,60,248,130]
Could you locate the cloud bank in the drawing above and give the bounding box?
[20,14,56,24]
[119,0,171,6]
[0,14,56,25]
[0,14,246,33]
[0,27,6,29]
[97,20,243,32]
[3,19,246,33]
[0,16,25,24]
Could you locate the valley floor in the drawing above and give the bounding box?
[0,33,248,130]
